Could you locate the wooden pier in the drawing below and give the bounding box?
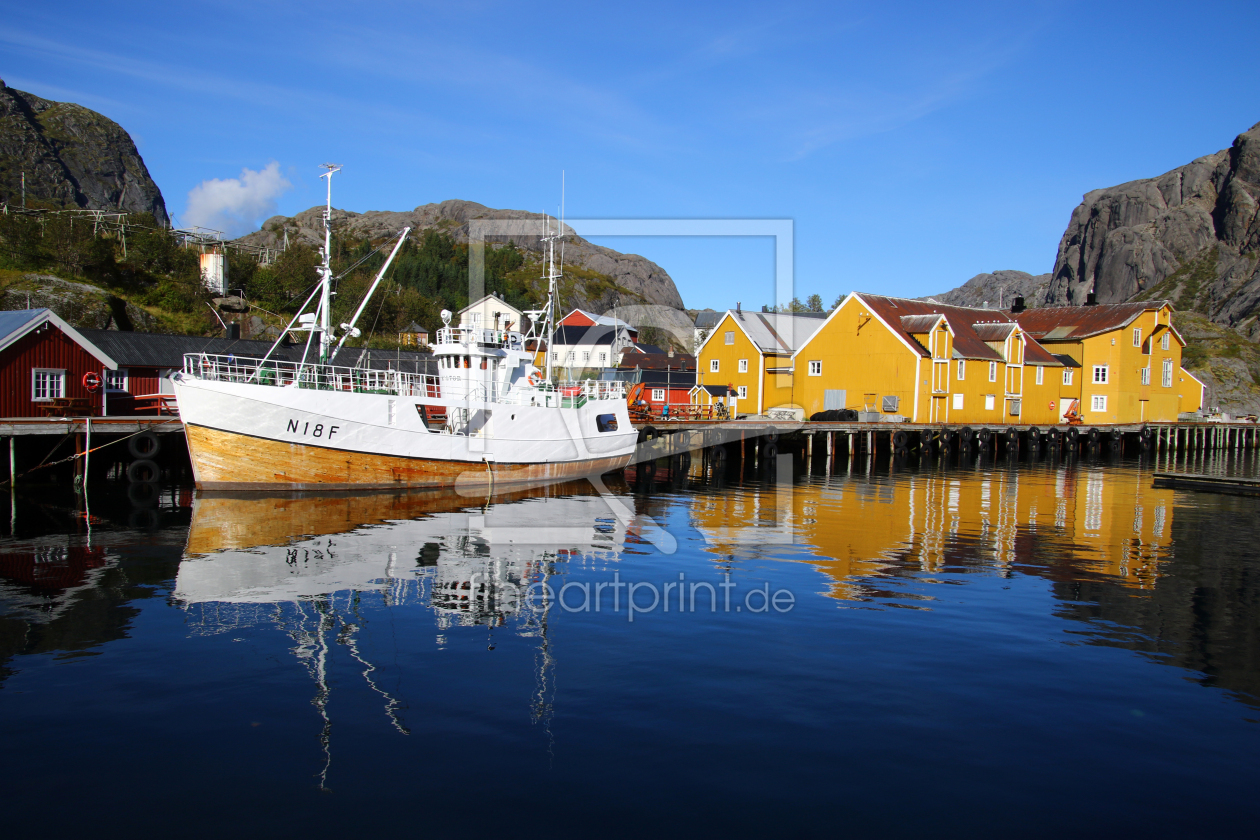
[1152,472,1260,496]
[0,417,184,436]
[632,419,1260,464]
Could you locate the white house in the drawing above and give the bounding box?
[458,293,525,332]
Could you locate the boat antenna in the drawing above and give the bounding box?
[319,163,341,363]
[543,213,557,383]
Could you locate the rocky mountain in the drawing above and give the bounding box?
[926,120,1260,413]
[925,270,1051,309]
[0,272,159,331]
[236,199,685,312]
[0,81,167,224]
[1046,121,1260,332]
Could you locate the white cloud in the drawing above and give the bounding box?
[182,162,292,237]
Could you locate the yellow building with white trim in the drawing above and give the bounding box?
[694,308,825,417]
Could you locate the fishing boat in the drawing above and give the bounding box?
[172,165,636,490]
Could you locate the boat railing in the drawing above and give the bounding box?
[183,353,441,397]
[435,326,525,350]
[481,378,627,407]
[185,353,626,406]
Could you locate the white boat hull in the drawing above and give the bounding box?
[173,374,637,490]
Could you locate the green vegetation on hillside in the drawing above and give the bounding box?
[1174,312,1260,414]
[0,207,621,345]
[1133,247,1219,312]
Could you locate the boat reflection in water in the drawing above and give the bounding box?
[175,477,635,785]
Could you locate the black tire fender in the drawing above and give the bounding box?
[128,431,161,459]
[127,459,159,483]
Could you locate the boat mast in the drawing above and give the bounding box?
[543,214,559,383]
[319,163,341,363]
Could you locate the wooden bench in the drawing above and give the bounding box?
[131,394,179,416]
[39,397,93,417]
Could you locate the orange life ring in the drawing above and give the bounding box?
[529,371,543,386]
[1049,401,1055,409]
[82,371,101,392]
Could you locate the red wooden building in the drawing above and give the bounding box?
[558,308,638,342]
[629,368,697,415]
[0,309,120,417]
[0,308,441,418]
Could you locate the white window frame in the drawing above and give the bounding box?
[32,369,65,402]
[957,359,965,380]
[808,360,822,376]
[583,351,590,364]
[1091,394,1107,412]
[988,361,997,382]
[599,352,607,366]
[738,359,749,373]
[551,351,558,362]
[1035,366,1044,385]
[952,393,964,410]
[105,369,128,391]
[737,385,748,399]
[1063,369,1073,386]
[984,394,996,411]
[1140,366,1150,385]
[724,331,735,345]
[1093,365,1108,384]
[710,359,719,373]
[651,388,665,402]
[1161,332,1170,351]
[566,350,575,363]
[1132,327,1142,347]
[1162,358,1173,388]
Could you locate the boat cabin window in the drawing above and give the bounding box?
[596,413,619,433]
[464,356,471,368]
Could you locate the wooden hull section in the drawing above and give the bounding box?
[184,478,628,556]
[185,424,633,490]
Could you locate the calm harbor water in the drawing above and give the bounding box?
[2,451,1259,836]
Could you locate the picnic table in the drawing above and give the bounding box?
[39,397,94,417]
[131,394,179,416]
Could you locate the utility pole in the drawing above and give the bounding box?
[21,172,25,208]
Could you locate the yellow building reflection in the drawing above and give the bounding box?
[690,464,1175,600]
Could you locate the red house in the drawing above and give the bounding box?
[630,368,697,416]
[0,309,120,417]
[0,308,441,418]
[558,308,638,342]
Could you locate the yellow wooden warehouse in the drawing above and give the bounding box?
[696,294,1204,424]
[786,293,1069,424]
[1014,300,1202,422]
[693,306,826,416]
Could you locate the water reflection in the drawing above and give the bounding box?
[687,455,1260,708]
[173,479,634,786]
[0,452,1258,825]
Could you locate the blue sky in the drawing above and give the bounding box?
[4,0,1259,310]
